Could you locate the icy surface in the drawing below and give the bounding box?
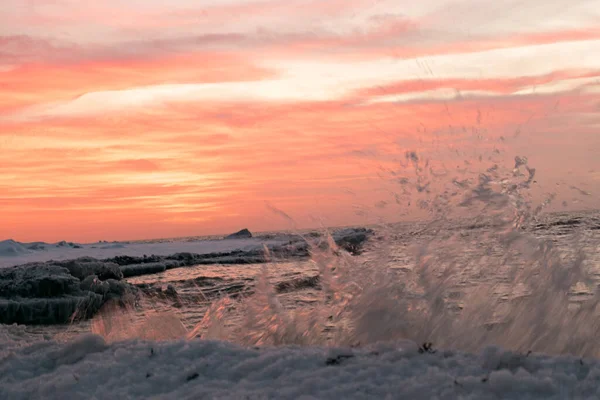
[0,228,373,269]
[1,333,599,399]
[0,229,373,325]
[0,240,31,257]
[0,238,286,268]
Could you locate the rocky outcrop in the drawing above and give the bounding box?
[225,229,253,239]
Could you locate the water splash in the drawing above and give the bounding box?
[86,148,599,358]
[191,151,599,357]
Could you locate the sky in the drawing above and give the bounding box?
[1,0,600,242]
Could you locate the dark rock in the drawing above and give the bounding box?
[225,229,253,239]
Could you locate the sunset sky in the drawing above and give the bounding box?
[1,0,599,242]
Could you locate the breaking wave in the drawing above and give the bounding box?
[87,143,599,358]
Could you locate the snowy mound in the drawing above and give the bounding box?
[1,335,598,399]
[0,240,30,257]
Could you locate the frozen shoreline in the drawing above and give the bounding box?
[1,332,598,399]
[0,238,286,269]
[0,227,373,268]
[0,229,372,325]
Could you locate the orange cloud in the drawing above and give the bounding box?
[2,81,598,242]
[0,52,275,112]
[355,70,600,98]
[1,1,599,242]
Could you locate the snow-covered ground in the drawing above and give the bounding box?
[1,330,598,400]
[0,238,286,269]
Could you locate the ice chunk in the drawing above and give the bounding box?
[0,262,134,325]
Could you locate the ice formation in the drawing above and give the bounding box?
[0,228,373,325]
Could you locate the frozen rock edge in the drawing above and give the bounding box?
[0,228,372,325]
[1,334,599,399]
[0,261,131,325]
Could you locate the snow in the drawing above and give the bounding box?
[0,332,598,399]
[0,240,31,257]
[0,228,373,269]
[0,238,286,269]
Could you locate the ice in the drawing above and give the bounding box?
[54,258,123,281]
[0,229,373,325]
[0,294,103,325]
[120,262,174,278]
[0,261,134,324]
[0,333,598,399]
[0,240,30,257]
[0,238,287,269]
[0,229,374,270]
[0,264,81,298]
